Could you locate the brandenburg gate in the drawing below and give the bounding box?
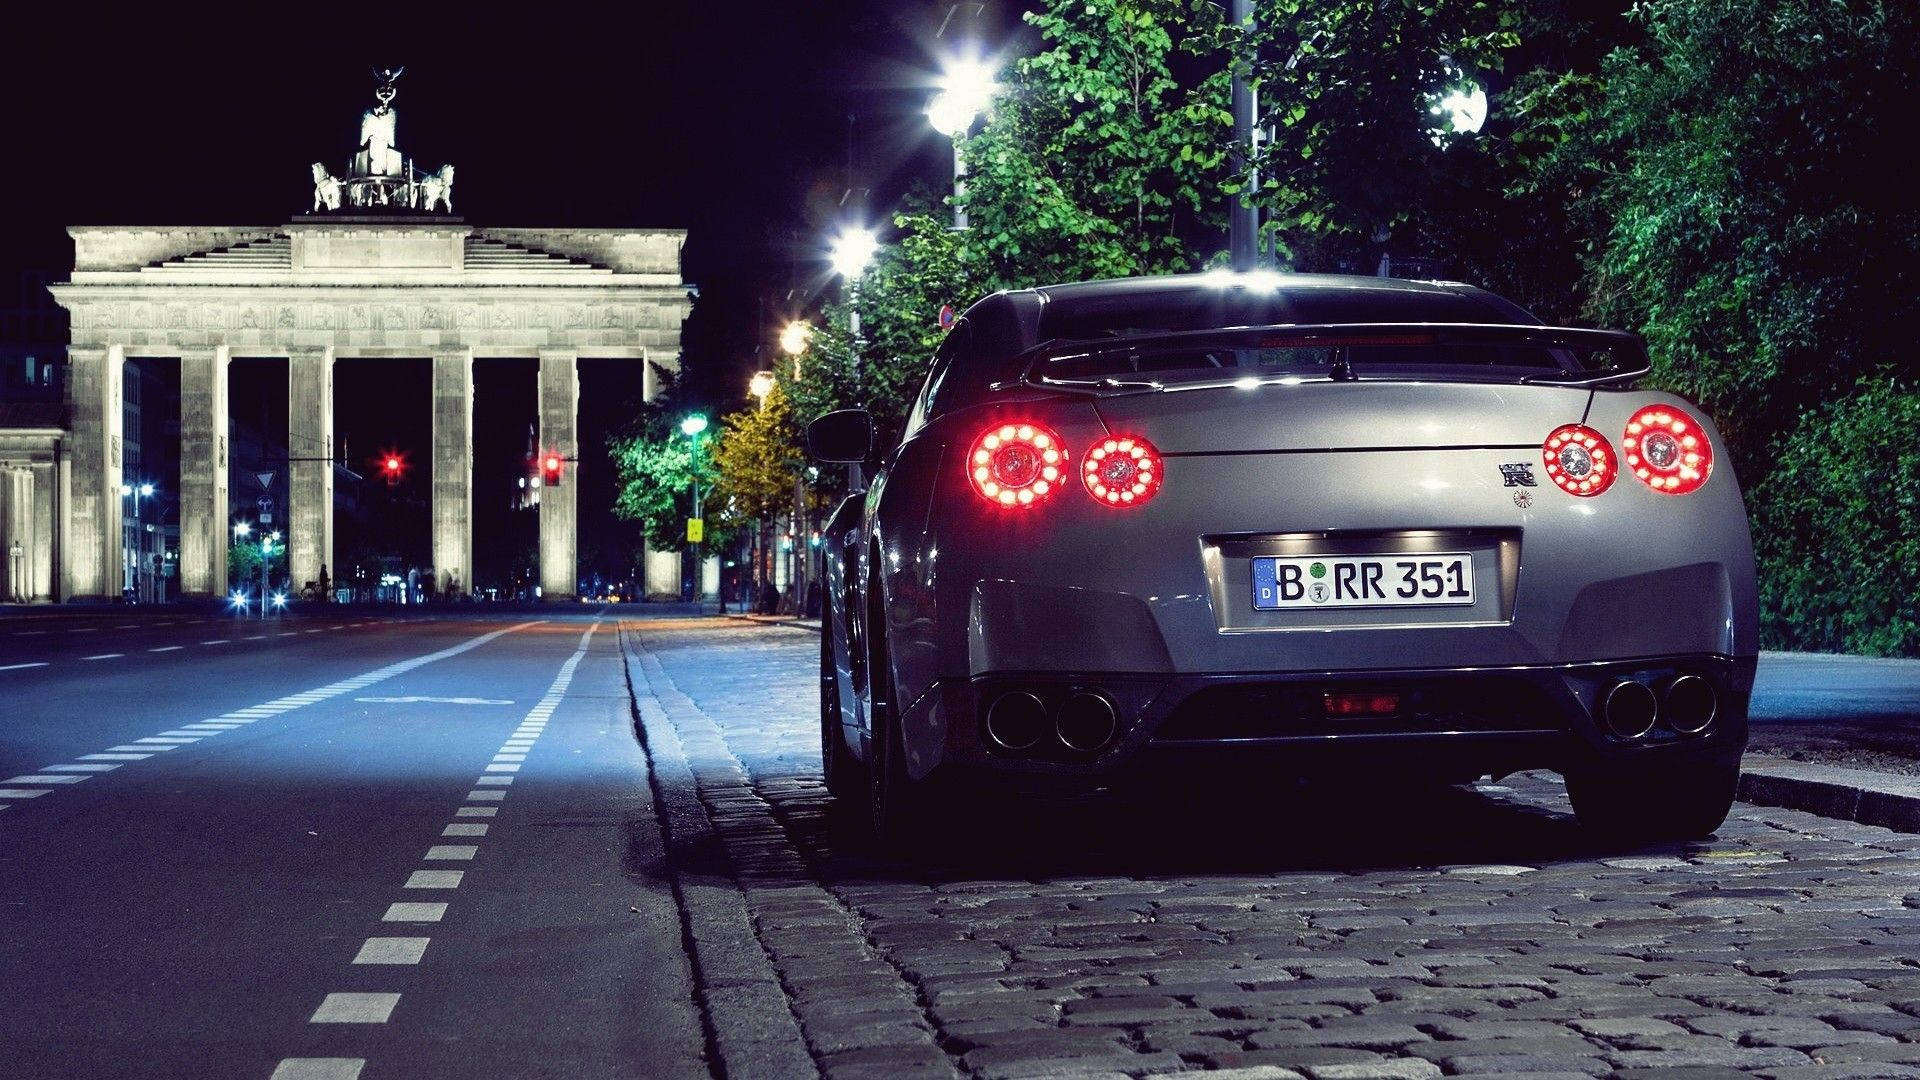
[48,71,689,602]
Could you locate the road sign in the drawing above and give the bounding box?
[686,518,704,543]
[256,472,275,491]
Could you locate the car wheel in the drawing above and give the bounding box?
[819,593,864,805]
[1566,754,1741,842]
[864,576,928,851]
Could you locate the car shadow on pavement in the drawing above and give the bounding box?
[766,777,1693,885]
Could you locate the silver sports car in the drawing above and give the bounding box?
[808,272,1756,846]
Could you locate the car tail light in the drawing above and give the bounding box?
[1623,406,1713,494]
[1541,423,1616,497]
[1082,435,1163,507]
[967,422,1065,508]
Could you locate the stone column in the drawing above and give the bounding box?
[288,347,335,595]
[178,347,231,598]
[64,345,124,600]
[0,468,33,602]
[431,350,474,598]
[538,349,579,601]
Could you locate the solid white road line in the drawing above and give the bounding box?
[404,870,464,889]
[269,1059,365,1080]
[0,662,49,672]
[82,653,124,661]
[309,993,400,1024]
[382,902,447,923]
[351,937,430,964]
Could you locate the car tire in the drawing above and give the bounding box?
[864,575,929,852]
[1566,754,1741,842]
[819,594,864,806]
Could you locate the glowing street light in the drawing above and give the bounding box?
[233,521,251,538]
[749,371,776,408]
[779,320,812,357]
[828,227,879,281]
[680,414,709,439]
[927,53,999,230]
[1428,68,1488,142]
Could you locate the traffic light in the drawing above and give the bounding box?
[379,450,408,487]
[541,453,565,488]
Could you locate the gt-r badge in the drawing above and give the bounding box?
[1499,463,1537,487]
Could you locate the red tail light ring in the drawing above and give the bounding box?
[968,422,1066,508]
[1082,435,1164,507]
[1541,424,1616,497]
[1624,406,1713,494]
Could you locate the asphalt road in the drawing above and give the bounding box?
[0,609,707,1080]
[4,609,1919,1080]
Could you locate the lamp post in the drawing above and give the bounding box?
[828,227,878,490]
[926,54,997,230]
[749,371,776,411]
[681,413,710,609]
[779,321,814,613]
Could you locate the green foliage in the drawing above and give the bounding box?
[1752,381,1920,656]
[710,384,806,531]
[963,0,1232,283]
[607,363,729,552]
[1567,0,1918,473]
[227,537,286,587]
[1241,0,1522,270]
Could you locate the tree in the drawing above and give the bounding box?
[1240,0,1521,273]
[607,362,728,554]
[710,384,805,529]
[962,0,1232,284]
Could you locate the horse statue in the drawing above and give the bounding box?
[311,163,343,212]
[418,164,455,213]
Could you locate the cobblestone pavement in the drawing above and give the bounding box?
[623,619,1920,1080]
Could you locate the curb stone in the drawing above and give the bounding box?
[1739,755,1920,834]
[619,623,818,1079]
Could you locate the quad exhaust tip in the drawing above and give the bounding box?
[985,691,1048,751]
[1056,691,1118,753]
[1601,679,1659,740]
[1663,673,1718,734]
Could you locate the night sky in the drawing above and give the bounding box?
[0,3,1030,587]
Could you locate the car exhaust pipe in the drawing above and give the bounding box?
[1601,680,1658,740]
[1662,674,1718,734]
[1055,691,1118,753]
[985,691,1048,751]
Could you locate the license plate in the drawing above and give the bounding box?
[1252,553,1475,610]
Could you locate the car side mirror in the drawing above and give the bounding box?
[806,409,874,464]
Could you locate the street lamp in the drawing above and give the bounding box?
[680,414,711,609]
[749,370,776,409]
[779,319,811,378]
[829,227,878,490]
[234,521,251,538]
[1427,66,1487,143]
[927,53,998,229]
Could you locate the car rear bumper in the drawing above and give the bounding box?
[904,653,1754,792]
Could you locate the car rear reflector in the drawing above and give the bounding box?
[1324,692,1402,717]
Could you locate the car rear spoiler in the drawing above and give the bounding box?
[1018,322,1652,391]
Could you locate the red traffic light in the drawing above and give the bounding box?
[384,456,402,474]
[377,449,409,487]
[541,453,565,487]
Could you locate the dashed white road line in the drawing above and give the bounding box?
[82,653,124,661]
[309,993,400,1024]
[201,639,231,645]
[382,902,447,923]
[5,774,87,785]
[0,662,49,672]
[352,938,430,965]
[149,645,184,653]
[404,870,463,889]
[270,1058,364,1080]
